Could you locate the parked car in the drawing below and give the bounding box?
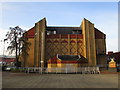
[2,66,7,71]
[4,66,16,71]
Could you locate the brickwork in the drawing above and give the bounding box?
[21,18,106,68]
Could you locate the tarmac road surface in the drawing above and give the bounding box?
[2,71,118,88]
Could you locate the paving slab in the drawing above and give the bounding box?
[2,72,118,88]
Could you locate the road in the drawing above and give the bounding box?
[2,71,118,88]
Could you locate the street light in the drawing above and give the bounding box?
[40,60,43,68]
[40,60,43,73]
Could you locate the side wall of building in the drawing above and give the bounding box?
[34,18,46,67]
[81,18,96,66]
[26,38,34,67]
[20,38,34,67]
[95,29,106,67]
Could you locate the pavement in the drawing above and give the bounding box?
[2,71,119,88]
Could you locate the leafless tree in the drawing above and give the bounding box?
[5,26,30,67]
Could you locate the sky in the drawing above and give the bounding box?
[0,2,118,56]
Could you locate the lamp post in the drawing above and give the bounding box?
[40,60,43,68]
[34,33,37,67]
[40,60,43,73]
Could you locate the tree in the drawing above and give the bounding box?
[5,26,30,67]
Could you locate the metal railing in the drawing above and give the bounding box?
[19,67,100,74]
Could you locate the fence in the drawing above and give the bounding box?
[20,67,100,74]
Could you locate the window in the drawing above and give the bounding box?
[46,30,57,35]
[53,30,56,34]
[47,31,51,35]
[72,30,82,34]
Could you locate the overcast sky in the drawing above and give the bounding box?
[0,2,118,56]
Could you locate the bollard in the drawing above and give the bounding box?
[27,68,29,74]
[66,68,67,74]
[56,68,57,74]
[41,68,42,74]
[38,67,41,74]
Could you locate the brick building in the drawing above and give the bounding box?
[20,18,106,68]
[0,55,15,66]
